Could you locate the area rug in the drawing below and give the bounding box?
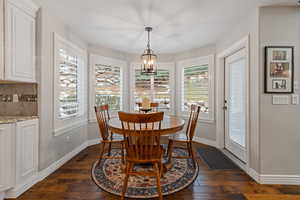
[197,147,240,170]
[91,148,198,199]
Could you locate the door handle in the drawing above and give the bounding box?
[223,106,227,110]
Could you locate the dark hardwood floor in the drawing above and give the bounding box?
[13,142,300,200]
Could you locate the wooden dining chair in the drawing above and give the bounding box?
[150,102,159,112]
[166,105,201,167]
[94,104,124,164]
[118,112,164,200]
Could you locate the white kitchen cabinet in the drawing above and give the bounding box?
[0,119,39,199]
[0,123,14,192]
[3,0,38,82]
[15,119,39,186]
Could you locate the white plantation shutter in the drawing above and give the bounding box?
[134,68,172,112]
[183,65,209,113]
[94,64,121,110]
[58,48,79,118]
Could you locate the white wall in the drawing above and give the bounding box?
[87,44,217,143]
[259,6,300,175]
[216,8,260,172]
[35,7,88,170]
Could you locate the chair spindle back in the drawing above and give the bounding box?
[150,102,159,112]
[118,112,164,160]
[94,104,111,140]
[185,105,201,141]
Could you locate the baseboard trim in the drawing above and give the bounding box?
[87,138,101,146]
[260,174,300,185]
[193,136,217,147]
[38,141,88,182]
[5,137,300,198]
[247,168,260,183]
[5,173,40,198]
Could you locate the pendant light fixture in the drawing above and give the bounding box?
[141,27,157,75]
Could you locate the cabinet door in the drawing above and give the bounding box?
[5,1,36,82]
[16,119,38,184]
[0,124,13,191]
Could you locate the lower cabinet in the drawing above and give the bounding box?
[15,119,39,186]
[0,119,39,198]
[0,124,14,192]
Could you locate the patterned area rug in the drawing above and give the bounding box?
[91,148,199,199]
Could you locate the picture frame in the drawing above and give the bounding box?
[264,46,294,93]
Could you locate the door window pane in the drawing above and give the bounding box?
[228,58,246,147]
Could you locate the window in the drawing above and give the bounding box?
[53,33,86,136]
[89,55,126,120]
[58,49,79,118]
[183,65,209,113]
[94,64,121,110]
[131,63,175,114]
[177,55,214,121]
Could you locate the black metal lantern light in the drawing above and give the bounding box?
[141,27,157,75]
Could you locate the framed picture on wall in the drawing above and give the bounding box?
[265,46,294,93]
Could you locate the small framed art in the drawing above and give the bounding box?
[265,46,294,93]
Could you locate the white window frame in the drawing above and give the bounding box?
[130,62,175,115]
[89,54,127,121]
[176,55,215,122]
[53,33,87,136]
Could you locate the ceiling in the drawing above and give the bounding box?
[35,0,298,54]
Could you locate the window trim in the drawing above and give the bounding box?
[53,33,87,136]
[176,55,215,122]
[130,62,176,115]
[89,54,127,121]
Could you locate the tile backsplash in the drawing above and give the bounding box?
[0,83,38,116]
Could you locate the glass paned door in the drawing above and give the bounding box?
[224,48,247,162]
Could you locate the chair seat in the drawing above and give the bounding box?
[126,145,164,162]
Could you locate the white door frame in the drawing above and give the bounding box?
[216,35,250,166]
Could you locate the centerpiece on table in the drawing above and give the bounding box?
[141,97,152,113]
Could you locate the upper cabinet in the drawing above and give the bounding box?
[1,0,38,82]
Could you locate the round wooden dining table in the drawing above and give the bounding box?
[107,115,185,136]
[108,115,185,173]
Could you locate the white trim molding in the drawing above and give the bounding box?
[7,0,39,18]
[5,136,300,198]
[89,54,127,121]
[53,33,87,136]
[260,175,300,185]
[176,55,215,122]
[193,136,217,147]
[216,35,251,163]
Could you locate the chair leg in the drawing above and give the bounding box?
[188,142,196,167]
[154,163,163,200]
[121,162,131,200]
[107,142,112,157]
[159,161,163,178]
[167,140,174,162]
[98,142,106,166]
[121,142,125,164]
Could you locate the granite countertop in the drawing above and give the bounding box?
[0,116,38,124]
